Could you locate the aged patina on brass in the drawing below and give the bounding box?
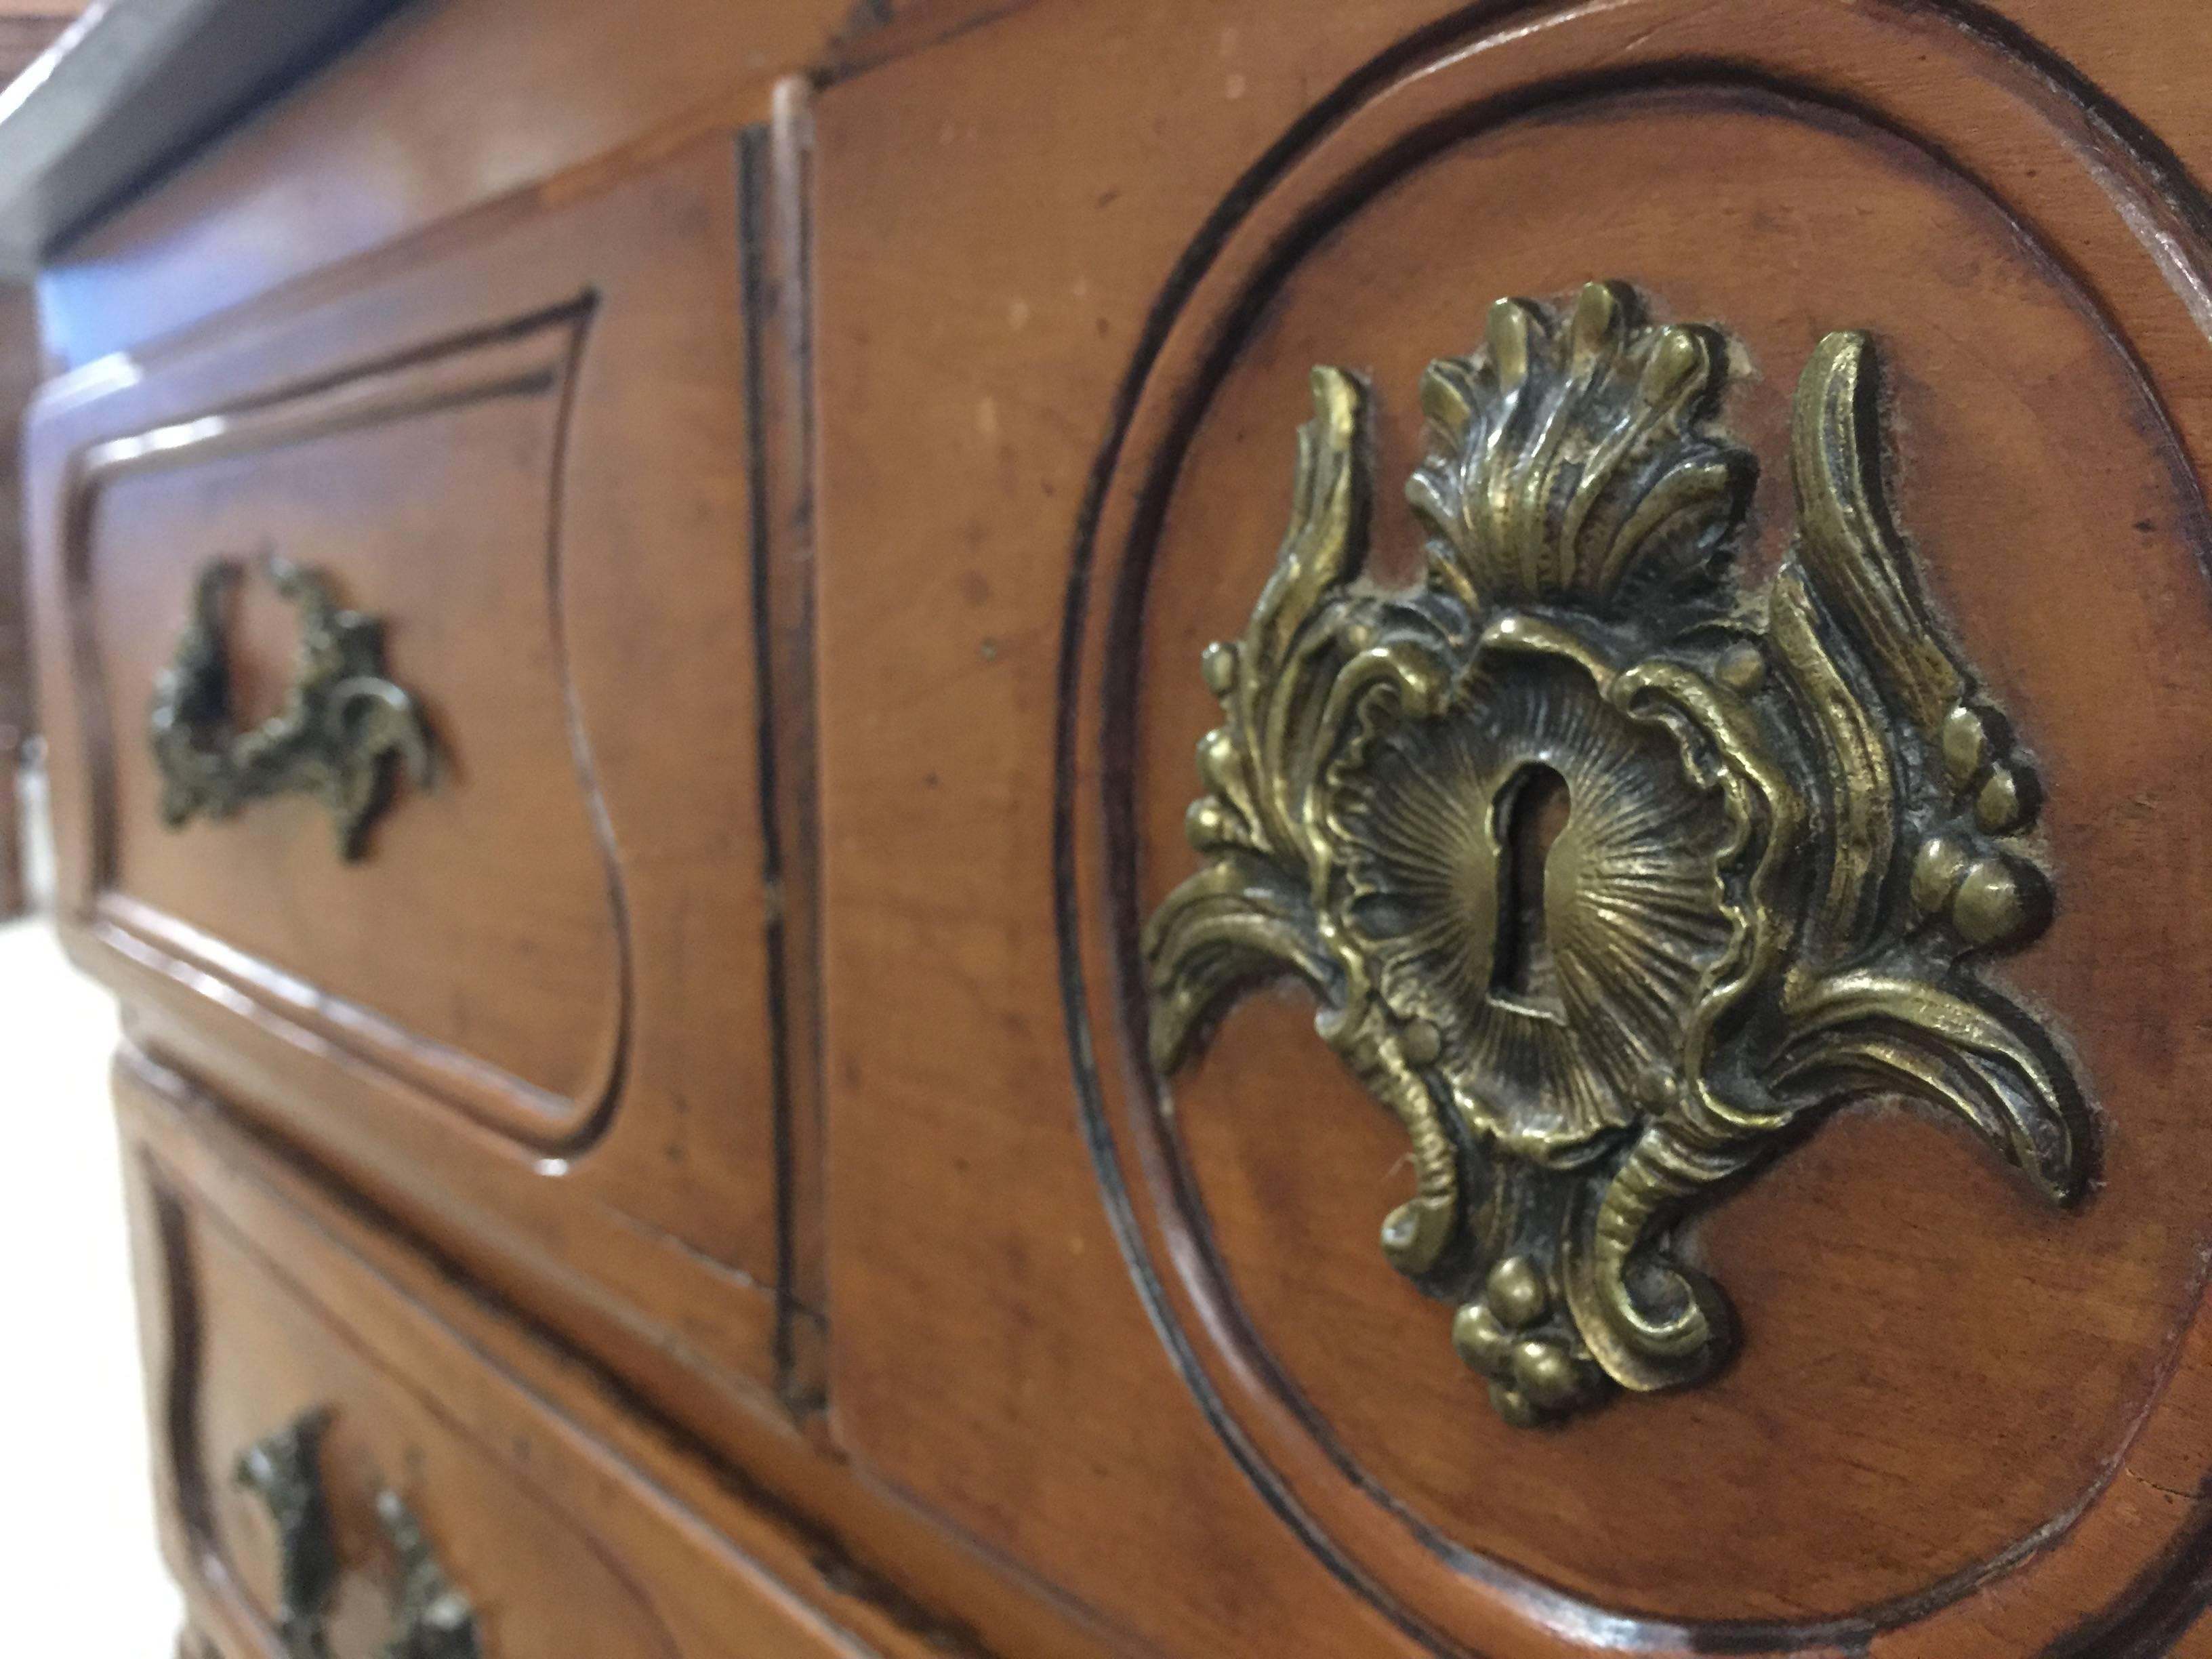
[232,1406,481,1657]
[234,1408,340,1659]
[149,554,434,859]
[1143,283,2089,1425]
[375,1490,481,1659]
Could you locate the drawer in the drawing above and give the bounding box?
[75,302,616,1148]
[29,125,821,1416]
[115,1047,935,1659]
[809,3,2212,1656]
[192,1238,682,1659]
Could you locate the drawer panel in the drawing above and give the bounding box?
[30,127,817,1418]
[116,1048,920,1659]
[810,3,2212,1655]
[85,307,619,1142]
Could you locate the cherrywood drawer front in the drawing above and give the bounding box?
[814,2,2212,1656]
[82,306,615,1145]
[117,1053,888,1659]
[190,1216,670,1659]
[30,129,822,1416]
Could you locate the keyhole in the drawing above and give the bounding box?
[1492,764,1572,1009]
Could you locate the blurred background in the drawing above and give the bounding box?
[0,3,181,1647]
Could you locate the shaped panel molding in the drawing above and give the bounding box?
[66,303,625,1146]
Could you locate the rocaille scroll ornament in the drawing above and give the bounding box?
[149,554,435,860]
[1143,283,2089,1425]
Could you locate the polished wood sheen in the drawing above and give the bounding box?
[24,1,2212,1657]
[114,1049,960,1659]
[31,134,806,1412]
[816,1,2212,1654]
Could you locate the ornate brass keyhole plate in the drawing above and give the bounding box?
[1143,283,2090,1424]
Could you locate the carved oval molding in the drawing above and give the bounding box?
[1059,2,2212,1652]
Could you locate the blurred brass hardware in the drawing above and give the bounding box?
[232,1408,482,1657]
[150,555,434,859]
[375,1490,480,1659]
[234,1408,339,1659]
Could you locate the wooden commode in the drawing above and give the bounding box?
[18,1,2212,1655]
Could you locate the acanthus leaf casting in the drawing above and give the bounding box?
[1143,283,2089,1424]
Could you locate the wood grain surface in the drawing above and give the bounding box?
[818,0,2212,1654]
[115,1047,977,1659]
[30,134,801,1406]
[30,1,2212,1656]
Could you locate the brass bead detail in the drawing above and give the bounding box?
[1715,642,1766,693]
[1485,1256,1549,1329]
[1399,1018,1441,1067]
[1197,726,1239,780]
[1941,704,1994,790]
[1200,642,1237,695]
[1488,1382,1541,1429]
[1953,857,2045,948]
[1911,833,1971,916]
[1513,1340,1582,1412]
[1452,1303,1512,1374]
[1974,764,2038,835]
[1185,798,1233,849]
